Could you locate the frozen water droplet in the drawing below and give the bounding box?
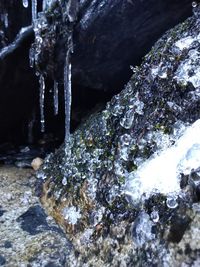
[120,109,135,129]
[62,177,67,185]
[22,0,29,8]
[120,134,132,146]
[166,195,178,209]
[150,210,159,223]
[114,161,124,176]
[151,66,159,79]
[192,1,197,8]
[53,81,59,115]
[158,66,168,79]
[112,104,124,116]
[39,75,45,132]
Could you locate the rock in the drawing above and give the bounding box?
[34,0,194,92]
[38,6,200,266]
[0,0,194,145]
[31,157,44,171]
[0,166,72,267]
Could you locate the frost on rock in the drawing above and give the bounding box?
[62,206,81,225]
[132,212,154,247]
[39,6,200,267]
[125,119,200,203]
[175,49,200,88]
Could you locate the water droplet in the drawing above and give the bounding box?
[192,1,197,8]
[158,66,168,79]
[166,195,178,209]
[119,134,131,146]
[120,109,135,129]
[22,0,29,8]
[62,177,67,186]
[150,210,159,223]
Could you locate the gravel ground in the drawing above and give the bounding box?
[0,166,72,267]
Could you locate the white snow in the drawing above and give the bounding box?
[175,36,195,51]
[125,119,200,202]
[175,49,200,88]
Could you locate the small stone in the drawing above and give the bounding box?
[31,157,44,171]
[0,255,6,265]
[4,241,12,248]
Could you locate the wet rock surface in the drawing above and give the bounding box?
[0,167,72,267]
[38,6,200,266]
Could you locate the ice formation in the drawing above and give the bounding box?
[29,0,78,142]
[62,206,81,225]
[175,49,200,88]
[125,119,200,202]
[53,81,59,115]
[39,75,45,132]
[31,0,37,22]
[22,0,29,8]
[132,212,154,246]
[64,53,72,143]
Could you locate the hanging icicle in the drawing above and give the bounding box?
[42,0,47,11]
[53,81,59,115]
[64,50,72,144]
[63,0,79,147]
[22,0,29,8]
[1,13,9,28]
[31,0,37,22]
[39,75,45,133]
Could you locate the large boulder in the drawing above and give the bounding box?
[38,6,200,266]
[35,0,194,92]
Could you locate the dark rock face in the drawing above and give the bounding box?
[38,7,200,266]
[0,0,194,146]
[73,0,194,92]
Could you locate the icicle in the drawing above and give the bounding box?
[64,51,72,144]
[3,13,8,28]
[53,81,59,115]
[28,110,36,144]
[32,0,37,22]
[42,0,47,11]
[29,46,35,68]
[22,0,29,8]
[39,75,45,132]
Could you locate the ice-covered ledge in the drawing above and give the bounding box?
[125,119,200,202]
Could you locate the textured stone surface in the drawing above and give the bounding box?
[0,167,72,267]
[38,6,200,266]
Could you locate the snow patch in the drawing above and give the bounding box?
[125,119,200,202]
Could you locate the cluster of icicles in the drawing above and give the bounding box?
[23,0,72,143]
